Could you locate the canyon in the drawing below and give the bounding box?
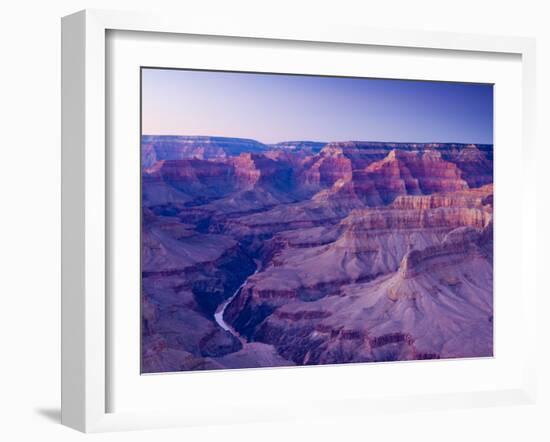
[141,136,493,373]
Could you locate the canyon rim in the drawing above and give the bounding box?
[140,69,494,373]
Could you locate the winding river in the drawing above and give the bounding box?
[214,259,261,343]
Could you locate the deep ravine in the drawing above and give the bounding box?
[213,259,261,345]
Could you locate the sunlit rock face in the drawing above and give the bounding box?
[141,137,493,373]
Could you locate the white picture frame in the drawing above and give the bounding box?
[61,9,537,433]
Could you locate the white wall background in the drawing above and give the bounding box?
[0,0,548,441]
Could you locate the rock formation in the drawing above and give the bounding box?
[141,137,493,372]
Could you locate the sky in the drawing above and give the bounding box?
[141,68,493,145]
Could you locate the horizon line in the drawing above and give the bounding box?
[141,133,494,146]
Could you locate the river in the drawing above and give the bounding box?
[213,259,261,343]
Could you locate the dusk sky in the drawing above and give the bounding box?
[141,68,493,144]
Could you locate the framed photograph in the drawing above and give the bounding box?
[61,9,537,432]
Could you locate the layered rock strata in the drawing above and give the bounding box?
[141,139,493,372]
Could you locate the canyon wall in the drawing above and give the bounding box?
[141,136,493,372]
